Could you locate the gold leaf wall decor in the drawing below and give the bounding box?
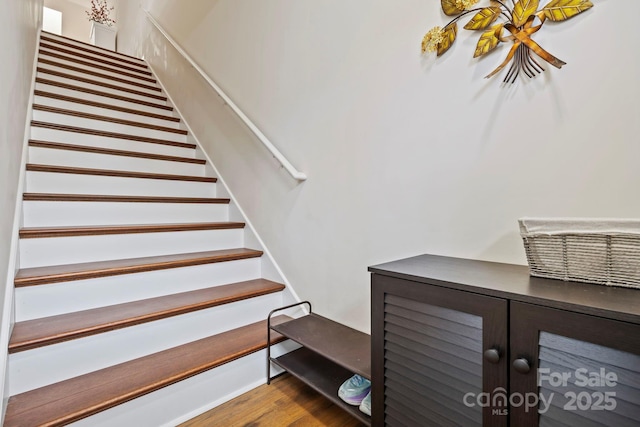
[474,24,503,58]
[421,0,594,84]
[543,0,594,21]
[438,23,459,56]
[513,0,540,27]
[441,0,466,16]
[464,7,502,30]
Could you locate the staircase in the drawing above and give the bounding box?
[4,32,293,426]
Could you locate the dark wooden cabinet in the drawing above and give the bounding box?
[370,254,640,427]
[510,302,640,427]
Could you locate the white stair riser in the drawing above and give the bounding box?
[9,292,283,395]
[36,71,167,105]
[23,202,228,227]
[69,344,296,427]
[35,82,171,115]
[29,126,195,158]
[20,229,244,268]
[26,172,216,198]
[38,62,159,95]
[32,109,187,142]
[15,258,262,320]
[41,34,147,67]
[28,146,204,177]
[39,49,152,80]
[34,95,181,129]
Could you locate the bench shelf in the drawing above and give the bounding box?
[268,306,371,426]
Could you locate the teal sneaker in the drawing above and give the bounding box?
[338,374,371,405]
[359,390,371,416]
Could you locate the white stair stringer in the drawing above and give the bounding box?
[9,291,284,395]
[145,62,299,303]
[5,31,298,426]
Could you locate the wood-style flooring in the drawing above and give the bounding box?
[180,374,367,427]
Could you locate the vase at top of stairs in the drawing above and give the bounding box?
[90,21,116,51]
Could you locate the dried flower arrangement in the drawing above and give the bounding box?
[421,0,593,83]
[86,0,115,27]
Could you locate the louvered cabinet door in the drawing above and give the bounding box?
[510,302,640,427]
[371,275,508,427]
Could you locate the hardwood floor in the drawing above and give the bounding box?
[179,374,367,427]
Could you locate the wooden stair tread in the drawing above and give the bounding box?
[29,140,204,164]
[20,221,245,238]
[32,105,187,135]
[34,90,180,122]
[39,58,160,92]
[37,67,166,101]
[30,121,193,149]
[38,49,156,83]
[14,248,263,287]
[36,78,172,110]
[271,313,371,379]
[4,316,290,427]
[41,33,147,67]
[40,42,151,75]
[26,164,216,183]
[23,193,230,204]
[9,279,285,353]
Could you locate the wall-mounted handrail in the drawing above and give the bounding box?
[143,10,307,181]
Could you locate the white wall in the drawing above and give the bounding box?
[40,0,121,44]
[43,6,62,35]
[116,0,640,333]
[44,0,92,43]
[0,0,43,414]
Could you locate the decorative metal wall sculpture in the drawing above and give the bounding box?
[421,0,593,83]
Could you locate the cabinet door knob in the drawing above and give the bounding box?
[513,358,531,374]
[483,348,501,364]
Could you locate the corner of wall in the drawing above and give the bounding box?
[0,25,43,421]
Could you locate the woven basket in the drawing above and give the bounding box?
[518,218,640,289]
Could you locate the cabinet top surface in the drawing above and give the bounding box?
[369,254,640,324]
